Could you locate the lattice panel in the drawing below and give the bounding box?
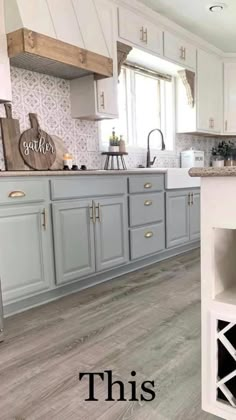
[217,320,236,408]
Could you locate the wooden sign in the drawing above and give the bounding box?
[0,103,27,170]
[19,114,56,170]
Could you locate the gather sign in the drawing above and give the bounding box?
[19,114,56,170]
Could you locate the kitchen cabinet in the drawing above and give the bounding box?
[53,201,96,285]
[95,197,129,272]
[177,49,222,134]
[224,63,236,134]
[0,0,12,102]
[197,49,222,133]
[0,205,53,303]
[118,6,163,57]
[53,196,128,284]
[164,31,196,70]
[166,189,200,248]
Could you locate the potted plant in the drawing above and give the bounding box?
[211,141,234,167]
[109,128,120,152]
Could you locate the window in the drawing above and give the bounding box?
[100,66,175,151]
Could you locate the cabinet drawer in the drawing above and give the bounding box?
[164,31,196,69]
[130,223,165,260]
[129,175,164,194]
[0,180,48,205]
[129,192,164,227]
[118,7,163,56]
[51,177,126,200]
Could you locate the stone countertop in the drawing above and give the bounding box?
[189,167,236,177]
[0,168,168,177]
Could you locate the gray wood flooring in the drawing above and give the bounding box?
[0,250,221,420]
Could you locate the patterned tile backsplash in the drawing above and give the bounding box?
[0,67,220,170]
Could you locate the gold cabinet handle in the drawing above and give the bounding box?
[188,193,191,206]
[100,91,105,109]
[225,120,228,132]
[183,47,186,60]
[96,203,102,223]
[8,191,26,198]
[90,201,96,224]
[144,183,152,189]
[140,26,144,41]
[143,28,148,43]
[42,208,47,230]
[145,231,153,239]
[144,200,152,206]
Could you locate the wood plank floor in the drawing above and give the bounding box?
[0,250,221,420]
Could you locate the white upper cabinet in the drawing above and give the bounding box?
[118,7,163,56]
[197,49,222,133]
[0,0,11,103]
[47,0,84,48]
[72,0,110,57]
[164,31,196,70]
[5,0,55,37]
[224,63,236,134]
[177,48,222,134]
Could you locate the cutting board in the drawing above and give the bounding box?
[0,103,26,170]
[51,135,68,170]
[19,113,56,170]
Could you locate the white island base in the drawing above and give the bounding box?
[192,172,236,420]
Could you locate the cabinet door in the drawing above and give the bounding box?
[72,0,109,57]
[0,205,53,303]
[47,0,84,47]
[224,63,236,134]
[166,191,190,248]
[190,192,200,241]
[53,201,96,285]
[164,31,196,69]
[197,49,222,133]
[118,7,163,56]
[95,197,129,272]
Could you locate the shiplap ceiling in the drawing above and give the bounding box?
[138,0,236,52]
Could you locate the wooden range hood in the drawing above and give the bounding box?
[7,28,113,80]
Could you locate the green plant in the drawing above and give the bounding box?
[211,140,234,158]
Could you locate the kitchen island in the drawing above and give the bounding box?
[189,167,236,420]
[0,169,200,316]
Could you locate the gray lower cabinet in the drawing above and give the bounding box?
[190,192,200,241]
[166,189,200,248]
[0,205,53,303]
[53,200,96,285]
[95,196,129,272]
[53,196,129,284]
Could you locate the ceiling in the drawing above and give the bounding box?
[138,0,236,52]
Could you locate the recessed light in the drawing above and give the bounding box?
[208,3,226,12]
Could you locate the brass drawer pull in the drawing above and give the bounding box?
[144,183,152,189]
[42,208,47,230]
[145,231,153,239]
[8,191,26,198]
[96,203,102,223]
[144,200,152,206]
[90,201,96,224]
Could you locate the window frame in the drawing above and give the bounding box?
[99,66,176,155]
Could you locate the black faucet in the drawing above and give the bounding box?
[146,128,166,168]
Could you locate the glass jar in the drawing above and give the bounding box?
[212,155,224,168]
[225,155,236,166]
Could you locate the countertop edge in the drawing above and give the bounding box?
[0,169,168,177]
[189,167,236,177]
